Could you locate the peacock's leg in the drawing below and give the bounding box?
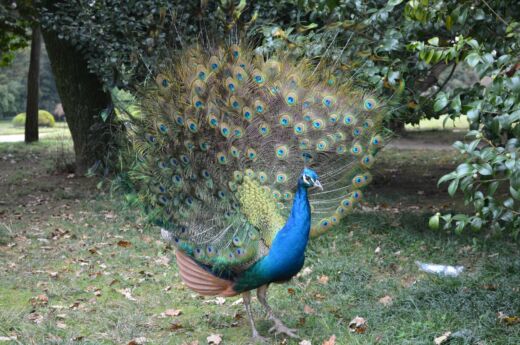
[257,285,299,338]
[242,291,267,343]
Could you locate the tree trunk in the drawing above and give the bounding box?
[25,24,41,143]
[41,29,111,175]
[388,119,405,135]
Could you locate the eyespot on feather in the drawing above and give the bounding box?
[209,56,220,71]
[242,106,253,122]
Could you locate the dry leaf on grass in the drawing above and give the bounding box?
[299,266,313,277]
[434,331,451,345]
[299,340,312,345]
[169,321,183,331]
[162,309,182,317]
[204,297,226,305]
[56,321,67,329]
[128,337,147,345]
[322,335,336,345]
[118,288,137,301]
[206,333,222,344]
[231,297,243,306]
[27,312,43,324]
[318,275,329,284]
[314,293,325,300]
[497,312,520,325]
[30,294,48,306]
[304,305,315,314]
[182,341,199,345]
[348,316,367,334]
[378,295,393,306]
[117,240,132,248]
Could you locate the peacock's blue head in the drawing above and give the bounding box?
[299,168,323,190]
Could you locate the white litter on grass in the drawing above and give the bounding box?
[415,261,464,277]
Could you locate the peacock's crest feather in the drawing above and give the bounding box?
[128,44,387,270]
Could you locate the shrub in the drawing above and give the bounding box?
[12,110,55,127]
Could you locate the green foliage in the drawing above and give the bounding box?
[12,109,55,127]
[0,2,32,66]
[431,132,520,237]
[404,1,520,235]
[39,1,255,86]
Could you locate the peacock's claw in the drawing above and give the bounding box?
[268,319,299,338]
[249,333,268,344]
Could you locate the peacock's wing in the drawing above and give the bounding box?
[129,44,385,271]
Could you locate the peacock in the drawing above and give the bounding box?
[127,43,386,341]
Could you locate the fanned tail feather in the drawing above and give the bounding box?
[128,43,387,271]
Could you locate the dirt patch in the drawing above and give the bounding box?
[0,147,98,225]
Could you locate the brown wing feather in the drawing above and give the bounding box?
[175,250,239,297]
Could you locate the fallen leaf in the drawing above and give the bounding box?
[69,301,81,310]
[318,275,329,284]
[182,341,199,345]
[298,266,313,277]
[56,321,67,329]
[378,295,393,306]
[434,331,451,345]
[322,335,336,345]
[154,255,170,266]
[118,288,137,301]
[169,321,183,331]
[314,293,325,300]
[31,294,48,306]
[117,240,132,248]
[481,284,497,291]
[128,337,147,345]
[27,312,43,324]
[497,312,520,325]
[287,288,296,295]
[304,305,315,315]
[231,297,243,306]
[348,316,367,334]
[299,340,312,345]
[207,333,222,344]
[164,309,182,317]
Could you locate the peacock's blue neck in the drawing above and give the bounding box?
[261,182,311,281]
[232,181,313,292]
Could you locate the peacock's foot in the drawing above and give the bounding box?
[250,332,268,344]
[268,319,299,338]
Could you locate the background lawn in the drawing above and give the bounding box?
[0,120,71,139]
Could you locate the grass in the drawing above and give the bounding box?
[405,115,470,131]
[0,138,519,345]
[0,120,71,137]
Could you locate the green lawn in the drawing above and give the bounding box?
[405,115,470,131]
[0,120,71,137]
[0,139,518,345]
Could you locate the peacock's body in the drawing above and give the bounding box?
[128,44,385,340]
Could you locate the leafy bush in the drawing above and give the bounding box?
[12,110,56,127]
[397,1,520,236]
[429,132,519,237]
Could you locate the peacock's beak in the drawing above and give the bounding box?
[313,179,323,191]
